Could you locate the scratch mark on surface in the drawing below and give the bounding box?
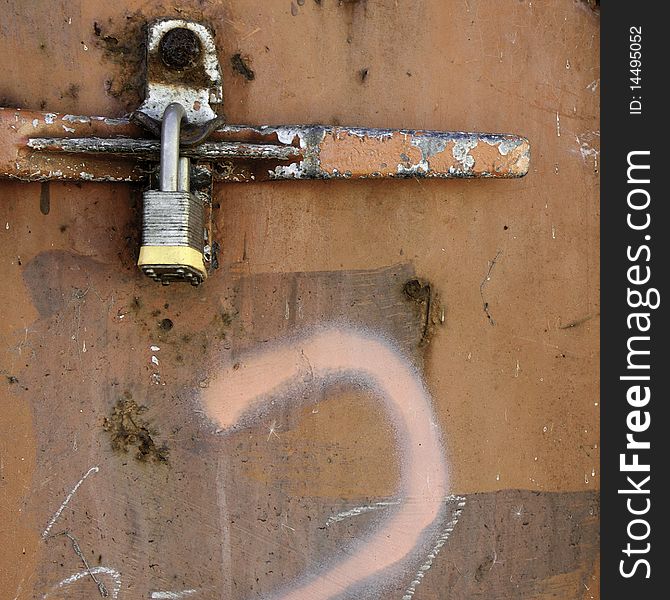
[556,111,561,137]
[325,500,401,527]
[266,419,281,441]
[151,591,198,599]
[576,132,599,171]
[480,250,503,326]
[47,531,108,597]
[53,567,121,599]
[402,496,466,599]
[42,466,99,539]
[558,313,599,330]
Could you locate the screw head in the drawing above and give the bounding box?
[159,27,202,71]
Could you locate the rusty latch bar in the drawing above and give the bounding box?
[1,109,529,183]
[0,18,530,285]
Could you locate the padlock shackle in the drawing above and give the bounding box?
[160,102,186,192]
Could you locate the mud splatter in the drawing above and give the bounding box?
[103,394,169,463]
[231,53,255,81]
[403,279,444,346]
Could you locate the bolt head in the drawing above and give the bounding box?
[159,27,202,71]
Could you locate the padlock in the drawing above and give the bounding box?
[138,102,207,286]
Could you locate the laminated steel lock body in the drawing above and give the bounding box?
[138,102,207,286]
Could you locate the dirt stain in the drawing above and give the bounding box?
[231,53,255,81]
[403,278,443,347]
[103,393,169,463]
[93,14,147,110]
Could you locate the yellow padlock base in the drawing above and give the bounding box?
[138,246,207,281]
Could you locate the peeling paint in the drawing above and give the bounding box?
[2,109,529,182]
[62,114,92,124]
[451,137,478,170]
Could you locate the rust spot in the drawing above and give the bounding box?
[93,14,146,110]
[159,318,174,331]
[231,53,255,81]
[60,83,79,100]
[103,394,169,464]
[403,279,444,347]
[39,182,50,215]
[159,27,202,71]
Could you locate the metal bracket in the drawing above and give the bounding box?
[136,19,223,125]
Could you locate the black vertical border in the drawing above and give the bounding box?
[601,3,668,597]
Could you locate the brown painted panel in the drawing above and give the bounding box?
[0,1,599,599]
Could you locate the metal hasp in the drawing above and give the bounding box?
[137,20,223,125]
[0,18,531,286]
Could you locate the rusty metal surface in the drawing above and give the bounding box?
[2,109,529,183]
[137,19,223,125]
[0,2,599,599]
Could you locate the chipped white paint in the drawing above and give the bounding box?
[103,117,130,126]
[271,162,303,179]
[54,566,121,599]
[151,345,161,352]
[271,127,306,147]
[496,138,523,156]
[42,466,99,539]
[151,355,160,366]
[32,119,39,128]
[451,137,478,170]
[401,496,467,600]
[44,113,57,125]
[62,114,91,124]
[341,127,395,141]
[62,125,76,133]
[586,79,599,93]
[151,590,198,599]
[325,500,401,527]
[397,160,429,177]
[576,133,599,170]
